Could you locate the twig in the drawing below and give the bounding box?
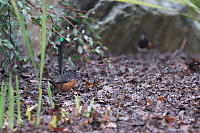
[171,38,187,59]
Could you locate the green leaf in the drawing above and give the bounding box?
[73,28,78,36]
[82,30,85,34]
[68,57,74,68]
[120,66,125,73]
[52,24,62,31]
[78,45,83,53]
[16,76,22,125]
[128,68,133,73]
[22,9,26,15]
[78,38,84,45]
[71,55,80,60]
[95,47,101,54]
[36,0,47,126]
[32,18,42,27]
[66,37,71,42]
[8,72,14,131]
[17,1,23,8]
[2,40,14,49]
[88,37,93,46]
[84,97,94,117]
[0,81,6,128]
[84,35,89,40]
[47,81,55,108]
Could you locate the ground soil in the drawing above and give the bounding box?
[0,49,200,133]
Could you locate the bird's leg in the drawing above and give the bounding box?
[58,43,63,75]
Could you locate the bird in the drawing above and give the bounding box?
[49,70,76,91]
[138,34,152,52]
[186,57,200,73]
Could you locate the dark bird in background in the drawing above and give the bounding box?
[49,70,76,91]
[138,34,152,52]
[186,57,200,73]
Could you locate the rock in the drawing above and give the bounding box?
[69,0,200,54]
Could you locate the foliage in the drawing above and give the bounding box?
[75,95,82,114]
[0,1,26,73]
[84,97,94,117]
[0,81,6,128]
[10,0,38,79]
[0,0,105,73]
[47,81,55,108]
[16,75,22,125]
[8,73,14,131]
[36,0,47,126]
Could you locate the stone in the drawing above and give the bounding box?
[69,0,200,55]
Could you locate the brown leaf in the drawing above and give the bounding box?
[82,120,89,127]
[180,63,188,70]
[104,106,110,121]
[88,84,95,88]
[146,99,152,105]
[156,97,165,100]
[30,116,35,124]
[165,116,175,123]
[87,80,99,88]
[161,89,168,92]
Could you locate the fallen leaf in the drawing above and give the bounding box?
[180,63,188,70]
[165,116,175,123]
[161,89,168,92]
[21,73,32,79]
[104,106,110,121]
[87,80,99,88]
[82,120,89,127]
[106,122,117,128]
[29,80,38,83]
[146,99,152,105]
[88,84,95,88]
[157,97,165,100]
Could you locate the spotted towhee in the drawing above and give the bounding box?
[49,70,76,91]
[138,34,152,52]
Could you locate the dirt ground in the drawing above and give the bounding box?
[0,48,200,133]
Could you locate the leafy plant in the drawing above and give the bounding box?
[8,73,14,131]
[10,0,38,78]
[0,0,105,74]
[16,75,22,125]
[25,104,38,123]
[36,0,47,126]
[84,97,94,117]
[75,95,82,114]
[0,81,6,128]
[47,81,55,108]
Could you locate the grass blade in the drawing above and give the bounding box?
[10,0,38,79]
[16,75,22,125]
[8,73,14,131]
[36,0,47,126]
[0,81,6,128]
[75,95,82,114]
[84,97,94,117]
[47,81,54,108]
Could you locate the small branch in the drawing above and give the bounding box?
[171,38,187,59]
